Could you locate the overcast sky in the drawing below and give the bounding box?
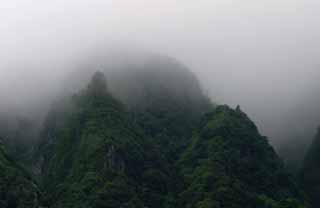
[1,0,320,144]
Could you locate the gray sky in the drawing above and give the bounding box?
[1,0,320,145]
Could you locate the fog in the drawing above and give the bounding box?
[1,0,320,150]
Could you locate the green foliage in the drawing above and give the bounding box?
[108,56,212,162]
[178,105,307,208]
[30,71,308,207]
[38,72,173,207]
[0,60,311,208]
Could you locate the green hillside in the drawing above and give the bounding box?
[178,105,307,208]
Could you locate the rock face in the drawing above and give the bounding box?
[178,105,307,208]
[0,138,40,208]
[300,127,320,207]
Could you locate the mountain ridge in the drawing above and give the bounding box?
[0,55,310,207]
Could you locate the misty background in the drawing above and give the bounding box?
[1,0,320,159]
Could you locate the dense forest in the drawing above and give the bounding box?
[0,55,317,207]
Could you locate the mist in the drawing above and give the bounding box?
[1,0,320,151]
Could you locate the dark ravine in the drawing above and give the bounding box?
[300,127,320,208]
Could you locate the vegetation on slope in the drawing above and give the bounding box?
[37,72,176,208]
[35,71,308,208]
[66,54,212,161]
[109,55,212,161]
[178,105,307,208]
[0,58,311,208]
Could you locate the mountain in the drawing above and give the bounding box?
[0,137,40,208]
[1,54,310,207]
[34,69,308,207]
[65,53,212,161]
[178,105,307,208]
[108,55,212,161]
[36,72,177,208]
[300,127,320,207]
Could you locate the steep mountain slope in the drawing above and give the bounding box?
[66,53,212,161]
[178,105,307,208]
[300,127,320,208]
[30,63,309,207]
[0,138,40,208]
[109,56,212,161]
[37,72,176,208]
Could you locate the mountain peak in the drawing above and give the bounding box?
[87,71,108,96]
